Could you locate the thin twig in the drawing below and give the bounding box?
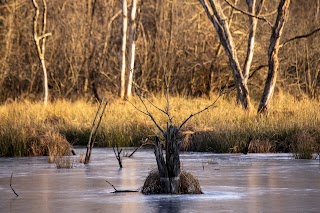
[10,172,18,197]
[145,98,167,115]
[106,180,117,191]
[163,69,173,125]
[126,99,149,116]
[127,146,141,158]
[179,89,232,130]
[131,82,165,134]
[224,0,273,27]
[128,66,165,134]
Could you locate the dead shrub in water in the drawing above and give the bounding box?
[289,131,319,159]
[141,169,203,195]
[55,156,74,169]
[78,152,85,163]
[27,129,72,157]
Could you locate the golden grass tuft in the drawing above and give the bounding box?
[28,130,72,157]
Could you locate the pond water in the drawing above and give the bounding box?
[0,148,319,213]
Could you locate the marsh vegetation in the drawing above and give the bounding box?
[0,94,319,158]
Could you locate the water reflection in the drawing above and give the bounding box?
[154,197,182,213]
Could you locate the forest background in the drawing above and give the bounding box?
[0,0,320,157]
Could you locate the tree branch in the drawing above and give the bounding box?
[280,27,320,48]
[128,71,165,135]
[113,145,123,168]
[224,0,272,27]
[144,98,167,116]
[106,180,139,193]
[163,70,173,125]
[221,64,268,90]
[179,89,232,130]
[10,172,18,197]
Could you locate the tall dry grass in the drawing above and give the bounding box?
[0,93,319,157]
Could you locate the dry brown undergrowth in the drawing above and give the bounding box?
[27,129,72,157]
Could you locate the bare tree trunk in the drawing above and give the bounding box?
[119,0,128,99]
[154,136,170,192]
[126,0,138,99]
[153,125,181,194]
[164,125,181,194]
[199,0,252,111]
[32,0,51,106]
[258,0,291,114]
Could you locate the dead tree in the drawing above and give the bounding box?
[128,73,227,194]
[84,98,108,164]
[113,145,123,168]
[32,0,51,106]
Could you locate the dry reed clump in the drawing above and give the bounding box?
[78,152,85,163]
[54,156,74,169]
[289,130,319,159]
[26,129,72,157]
[141,169,203,194]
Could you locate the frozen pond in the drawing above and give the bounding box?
[1,148,320,213]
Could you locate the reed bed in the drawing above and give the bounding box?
[0,94,319,157]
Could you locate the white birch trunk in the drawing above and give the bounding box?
[126,0,137,99]
[41,59,48,105]
[32,0,50,106]
[243,0,262,83]
[120,0,128,99]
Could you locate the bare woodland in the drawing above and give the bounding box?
[0,0,320,112]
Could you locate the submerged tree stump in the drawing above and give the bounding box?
[147,125,202,194]
[141,170,202,194]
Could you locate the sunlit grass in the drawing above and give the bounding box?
[0,93,319,156]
